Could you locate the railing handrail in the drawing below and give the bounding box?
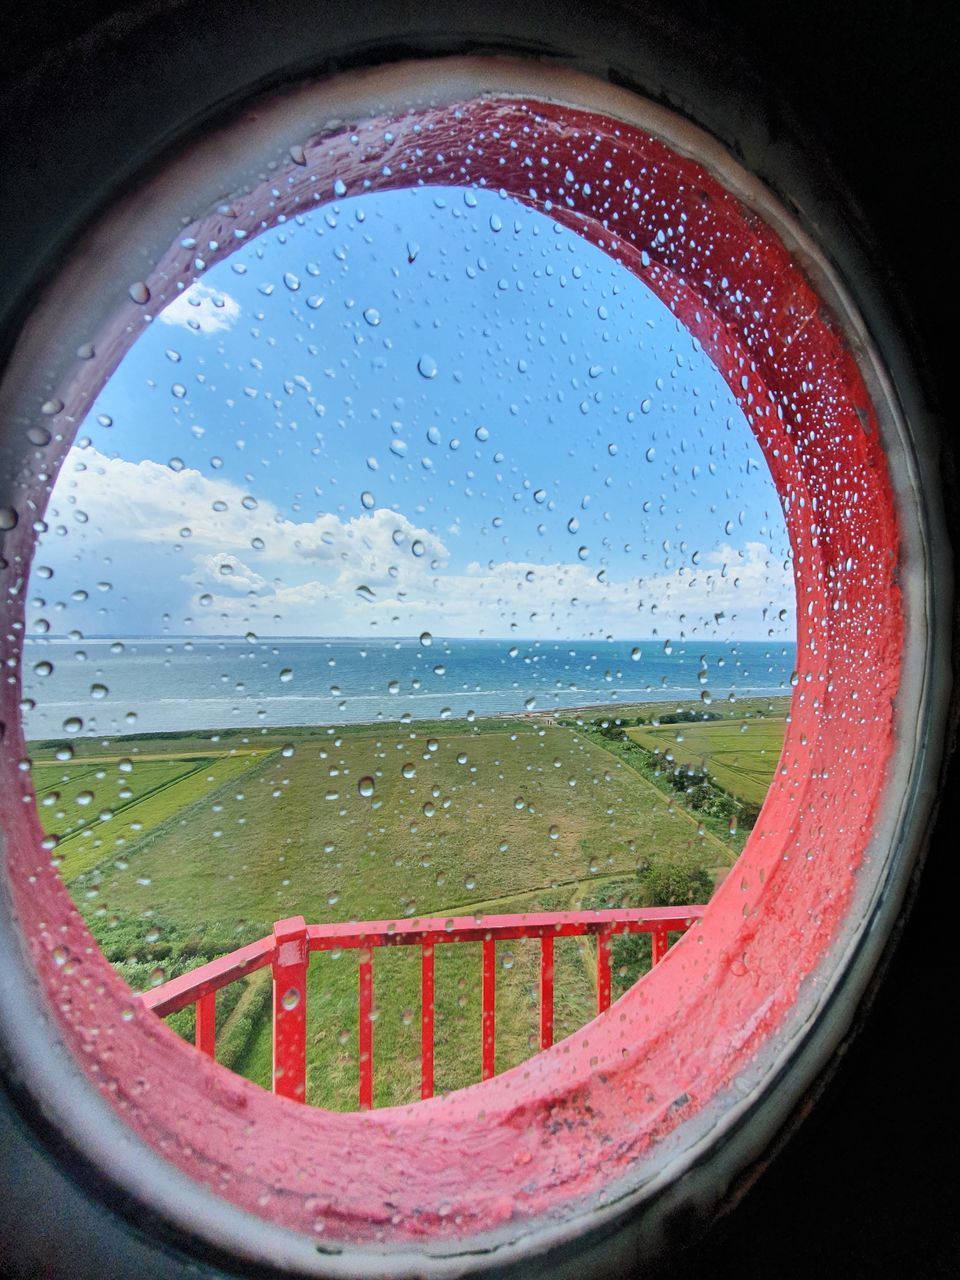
[141,906,705,1015]
[139,905,706,1106]
[306,904,705,949]
[141,933,274,1017]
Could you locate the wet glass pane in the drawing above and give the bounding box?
[23,185,795,1108]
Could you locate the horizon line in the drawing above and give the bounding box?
[24,632,797,645]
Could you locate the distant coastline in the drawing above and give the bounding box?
[22,634,796,740]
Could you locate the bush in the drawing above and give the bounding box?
[636,859,714,907]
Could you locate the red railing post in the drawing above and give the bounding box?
[539,934,554,1050]
[195,991,216,1058]
[596,928,612,1014]
[421,940,435,1100]
[652,924,669,966]
[272,916,308,1102]
[359,945,374,1109]
[481,937,496,1080]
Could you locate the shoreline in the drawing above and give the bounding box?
[26,692,792,753]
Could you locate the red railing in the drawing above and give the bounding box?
[140,906,705,1108]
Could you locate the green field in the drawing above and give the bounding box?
[32,707,767,1109]
[624,708,788,807]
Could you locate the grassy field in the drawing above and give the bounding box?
[623,705,788,806]
[32,708,764,1109]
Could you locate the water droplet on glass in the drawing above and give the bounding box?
[417,354,438,379]
[279,668,293,683]
[128,281,150,304]
[358,776,375,798]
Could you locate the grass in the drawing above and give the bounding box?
[34,708,760,1110]
[78,724,720,925]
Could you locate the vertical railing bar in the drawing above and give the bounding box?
[596,927,612,1014]
[481,937,496,1080]
[195,990,216,1058]
[539,934,554,1051]
[652,924,669,966]
[421,940,435,1101]
[359,946,374,1110]
[272,916,308,1103]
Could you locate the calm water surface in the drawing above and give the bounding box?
[22,636,796,738]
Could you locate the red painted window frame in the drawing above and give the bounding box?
[0,92,902,1247]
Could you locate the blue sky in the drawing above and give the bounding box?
[29,186,793,642]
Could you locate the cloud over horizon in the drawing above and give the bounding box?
[31,447,794,642]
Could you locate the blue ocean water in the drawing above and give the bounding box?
[21,636,796,739]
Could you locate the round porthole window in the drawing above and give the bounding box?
[0,29,950,1280]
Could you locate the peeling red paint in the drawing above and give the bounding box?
[0,95,902,1244]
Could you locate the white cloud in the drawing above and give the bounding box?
[36,448,793,640]
[157,283,241,334]
[191,552,271,596]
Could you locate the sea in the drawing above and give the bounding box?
[21,636,796,740]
